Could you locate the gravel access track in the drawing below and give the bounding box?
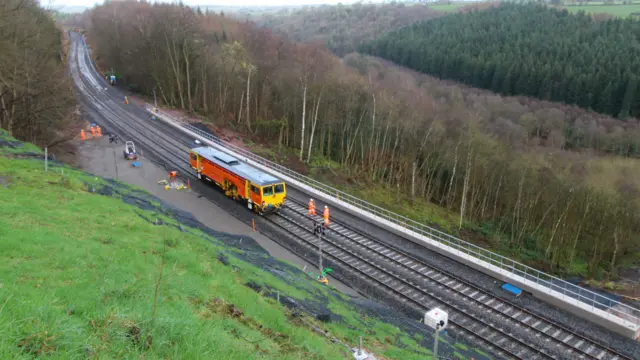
[278,198,631,360]
[69,32,640,359]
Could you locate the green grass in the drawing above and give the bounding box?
[428,3,468,12]
[564,3,640,17]
[0,134,492,359]
[0,158,348,359]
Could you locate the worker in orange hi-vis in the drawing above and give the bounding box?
[169,171,177,186]
[80,129,86,141]
[308,198,316,216]
[323,206,330,227]
[96,125,102,137]
[90,126,96,138]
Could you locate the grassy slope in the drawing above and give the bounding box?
[428,3,469,12]
[0,130,491,359]
[564,3,640,17]
[0,150,342,359]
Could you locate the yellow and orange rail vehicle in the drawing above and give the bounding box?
[189,146,286,214]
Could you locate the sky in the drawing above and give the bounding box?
[44,0,378,9]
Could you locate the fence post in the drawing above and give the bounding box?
[44,147,48,172]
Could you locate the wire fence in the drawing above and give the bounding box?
[147,105,640,327]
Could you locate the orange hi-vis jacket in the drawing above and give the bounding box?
[308,200,316,216]
[323,207,330,226]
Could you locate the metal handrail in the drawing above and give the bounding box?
[147,106,640,326]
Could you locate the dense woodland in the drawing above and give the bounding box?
[82,1,639,279]
[255,3,442,56]
[0,0,77,147]
[360,3,640,123]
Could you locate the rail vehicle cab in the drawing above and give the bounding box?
[251,182,286,214]
[189,146,287,214]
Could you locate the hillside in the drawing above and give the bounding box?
[254,2,443,56]
[359,3,640,119]
[0,130,494,359]
[75,0,640,289]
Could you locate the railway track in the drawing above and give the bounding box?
[68,33,635,360]
[266,205,550,360]
[271,199,632,360]
[70,36,194,179]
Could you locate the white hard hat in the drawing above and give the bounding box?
[325,206,328,208]
[310,198,313,201]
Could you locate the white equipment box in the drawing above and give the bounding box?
[424,308,448,330]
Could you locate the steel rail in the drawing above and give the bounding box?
[282,198,632,360]
[265,209,551,360]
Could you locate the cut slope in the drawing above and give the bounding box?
[0,131,490,360]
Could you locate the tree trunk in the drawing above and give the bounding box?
[569,195,591,268]
[545,192,574,257]
[459,146,472,230]
[164,32,185,109]
[238,91,244,125]
[446,137,462,208]
[610,227,619,278]
[307,87,323,163]
[299,82,307,161]
[183,38,193,113]
[245,66,252,131]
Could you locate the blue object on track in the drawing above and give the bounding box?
[132,161,141,168]
[501,283,522,296]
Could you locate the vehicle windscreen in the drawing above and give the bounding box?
[263,186,274,196]
[274,183,285,194]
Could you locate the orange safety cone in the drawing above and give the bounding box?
[80,129,86,141]
[252,219,256,232]
[187,179,190,189]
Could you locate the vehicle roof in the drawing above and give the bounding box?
[191,146,282,186]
